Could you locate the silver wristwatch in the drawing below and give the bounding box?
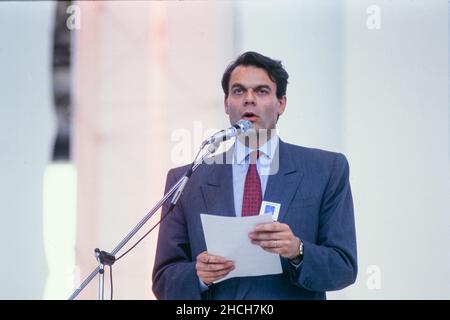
[290,238,304,265]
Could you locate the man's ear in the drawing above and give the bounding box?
[278,96,287,117]
[224,96,230,115]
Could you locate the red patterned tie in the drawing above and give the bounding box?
[242,151,262,216]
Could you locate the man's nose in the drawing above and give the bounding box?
[244,89,256,105]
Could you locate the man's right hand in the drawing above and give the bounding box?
[195,251,235,285]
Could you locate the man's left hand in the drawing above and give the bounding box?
[248,222,301,259]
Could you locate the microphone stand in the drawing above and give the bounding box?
[68,142,220,300]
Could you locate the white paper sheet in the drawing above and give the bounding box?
[200,214,283,283]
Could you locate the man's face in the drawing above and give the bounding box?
[224,65,286,132]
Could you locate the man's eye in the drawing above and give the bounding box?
[233,88,243,94]
[258,89,269,94]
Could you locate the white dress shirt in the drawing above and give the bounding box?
[231,134,279,217]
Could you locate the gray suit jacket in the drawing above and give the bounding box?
[152,140,357,299]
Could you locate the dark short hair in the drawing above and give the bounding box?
[221,51,289,99]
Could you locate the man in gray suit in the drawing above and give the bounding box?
[152,51,357,299]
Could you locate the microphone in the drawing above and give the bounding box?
[202,120,252,147]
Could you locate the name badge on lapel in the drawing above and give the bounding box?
[259,201,281,221]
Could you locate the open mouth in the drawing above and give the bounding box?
[242,112,258,121]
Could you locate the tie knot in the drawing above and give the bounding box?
[248,150,260,164]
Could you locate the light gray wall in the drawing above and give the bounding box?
[0,1,56,299]
[341,0,450,299]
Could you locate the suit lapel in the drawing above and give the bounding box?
[264,140,304,222]
[199,140,304,221]
[200,151,236,217]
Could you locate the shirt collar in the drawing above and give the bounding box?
[233,132,280,165]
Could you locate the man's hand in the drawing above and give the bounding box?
[195,251,235,285]
[249,222,301,259]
